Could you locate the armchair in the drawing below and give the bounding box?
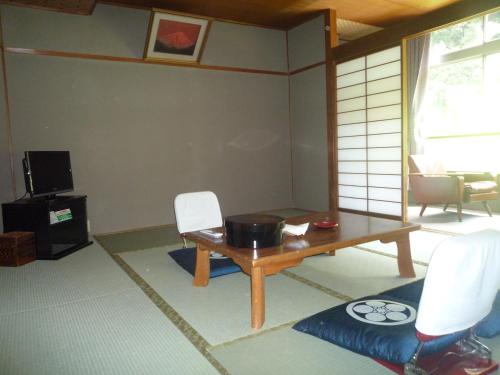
[408,155,498,221]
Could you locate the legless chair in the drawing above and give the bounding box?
[408,155,498,221]
[404,229,500,375]
[174,191,225,256]
[292,229,500,373]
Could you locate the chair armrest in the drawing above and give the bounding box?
[447,171,495,182]
[409,174,464,203]
[409,172,450,177]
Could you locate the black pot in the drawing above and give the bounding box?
[225,214,285,249]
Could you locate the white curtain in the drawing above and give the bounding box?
[407,34,430,155]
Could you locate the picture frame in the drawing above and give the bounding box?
[144,9,211,64]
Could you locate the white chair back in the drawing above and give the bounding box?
[416,229,500,336]
[174,191,223,235]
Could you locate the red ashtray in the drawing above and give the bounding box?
[313,221,339,229]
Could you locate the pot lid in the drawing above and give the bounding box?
[225,214,284,226]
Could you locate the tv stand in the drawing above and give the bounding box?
[2,195,92,260]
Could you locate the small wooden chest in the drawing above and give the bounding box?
[0,232,36,266]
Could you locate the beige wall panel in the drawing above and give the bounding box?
[288,15,326,72]
[290,65,329,211]
[1,4,149,58]
[202,21,287,72]
[6,54,292,233]
[0,56,14,230]
[1,4,288,72]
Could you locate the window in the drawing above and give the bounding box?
[420,10,500,172]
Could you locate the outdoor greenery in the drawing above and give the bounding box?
[430,17,482,56]
[486,11,500,41]
[418,10,500,172]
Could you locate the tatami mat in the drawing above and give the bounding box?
[357,230,451,264]
[407,205,500,235]
[210,325,394,375]
[0,289,219,375]
[484,337,500,363]
[0,242,221,375]
[0,243,137,316]
[119,245,343,346]
[6,219,496,375]
[94,208,311,254]
[288,247,427,299]
[95,225,183,254]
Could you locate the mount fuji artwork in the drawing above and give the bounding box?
[154,20,201,56]
[145,10,210,63]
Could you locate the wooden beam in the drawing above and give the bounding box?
[0,23,17,199]
[324,9,337,211]
[1,0,96,15]
[332,0,500,63]
[5,47,288,76]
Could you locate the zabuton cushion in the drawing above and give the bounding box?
[381,279,424,303]
[293,295,467,364]
[382,281,500,339]
[168,247,241,278]
[475,291,500,338]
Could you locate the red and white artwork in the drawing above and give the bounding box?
[145,11,210,63]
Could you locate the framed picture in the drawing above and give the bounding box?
[144,9,211,64]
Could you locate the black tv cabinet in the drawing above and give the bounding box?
[2,195,92,260]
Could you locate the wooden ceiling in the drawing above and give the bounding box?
[102,0,462,29]
[1,0,464,29]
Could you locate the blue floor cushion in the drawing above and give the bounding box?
[168,247,241,278]
[294,280,500,365]
[381,279,424,303]
[381,281,500,339]
[475,291,500,338]
[293,294,466,364]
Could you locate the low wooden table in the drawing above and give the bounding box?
[185,211,421,330]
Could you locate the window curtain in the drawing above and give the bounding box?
[407,34,430,155]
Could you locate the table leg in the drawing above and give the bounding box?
[193,244,210,287]
[251,266,265,329]
[394,234,416,278]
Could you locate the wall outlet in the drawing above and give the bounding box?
[87,219,91,234]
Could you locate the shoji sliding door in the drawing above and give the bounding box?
[336,46,402,217]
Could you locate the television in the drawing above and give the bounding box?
[23,151,74,198]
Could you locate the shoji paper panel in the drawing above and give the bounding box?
[339,197,368,211]
[336,56,365,75]
[337,83,365,101]
[338,173,366,186]
[336,45,402,217]
[337,123,366,137]
[338,149,365,160]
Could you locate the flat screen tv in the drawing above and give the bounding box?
[23,151,74,198]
